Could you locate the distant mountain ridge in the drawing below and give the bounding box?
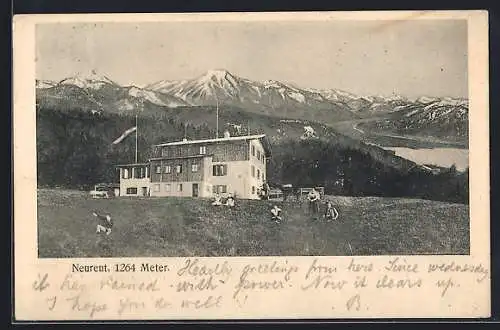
[36,69,468,138]
[37,68,467,109]
[359,96,469,139]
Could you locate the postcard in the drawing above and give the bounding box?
[13,10,490,320]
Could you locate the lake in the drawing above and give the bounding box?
[383,147,469,171]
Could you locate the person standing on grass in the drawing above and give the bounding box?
[260,181,270,200]
[307,188,321,216]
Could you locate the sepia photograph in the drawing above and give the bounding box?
[13,11,490,321]
[35,17,470,259]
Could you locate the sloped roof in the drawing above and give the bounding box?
[155,134,265,146]
[155,134,272,157]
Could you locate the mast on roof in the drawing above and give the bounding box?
[216,97,219,139]
[135,113,138,163]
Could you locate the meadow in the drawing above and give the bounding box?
[37,188,470,258]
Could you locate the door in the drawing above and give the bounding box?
[192,183,199,197]
[142,187,148,196]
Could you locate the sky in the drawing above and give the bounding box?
[36,19,468,99]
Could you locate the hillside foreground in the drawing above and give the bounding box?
[37,189,469,258]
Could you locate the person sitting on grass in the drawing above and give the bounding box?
[211,193,222,206]
[271,205,282,223]
[324,201,339,222]
[92,211,113,236]
[225,194,235,208]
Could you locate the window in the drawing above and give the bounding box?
[176,165,182,174]
[251,145,255,156]
[257,169,260,180]
[213,164,227,176]
[165,165,171,174]
[155,166,161,174]
[137,167,145,179]
[262,156,265,164]
[122,168,129,179]
[252,186,255,194]
[251,165,255,177]
[213,185,227,194]
[164,184,171,192]
[191,163,199,172]
[153,184,160,192]
[126,187,137,195]
[199,146,206,155]
[177,184,183,192]
[257,150,261,161]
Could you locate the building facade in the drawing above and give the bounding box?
[115,133,271,200]
[116,163,151,197]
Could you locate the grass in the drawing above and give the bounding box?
[37,189,470,258]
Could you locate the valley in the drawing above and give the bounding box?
[330,115,469,173]
[330,117,468,149]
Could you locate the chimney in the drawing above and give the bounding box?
[223,130,231,138]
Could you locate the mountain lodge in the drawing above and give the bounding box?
[115,131,272,199]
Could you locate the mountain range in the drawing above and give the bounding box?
[35,69,469,203]
[361,96,469,139]
[36,69,469,138]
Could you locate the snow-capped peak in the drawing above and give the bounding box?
[197,69,239,87]
[127,86,186,108]
[203,69,231,79]
[59,70,118,90]
[189,69,241,98]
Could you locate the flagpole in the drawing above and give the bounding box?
[216,97,219,139]
[135,113,138,163]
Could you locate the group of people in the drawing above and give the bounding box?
[207,184,340,226]
[211,193,236,208]
[91,186,338,238]
[270,187,339,224]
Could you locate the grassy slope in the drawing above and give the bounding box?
[38,189,469,258]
